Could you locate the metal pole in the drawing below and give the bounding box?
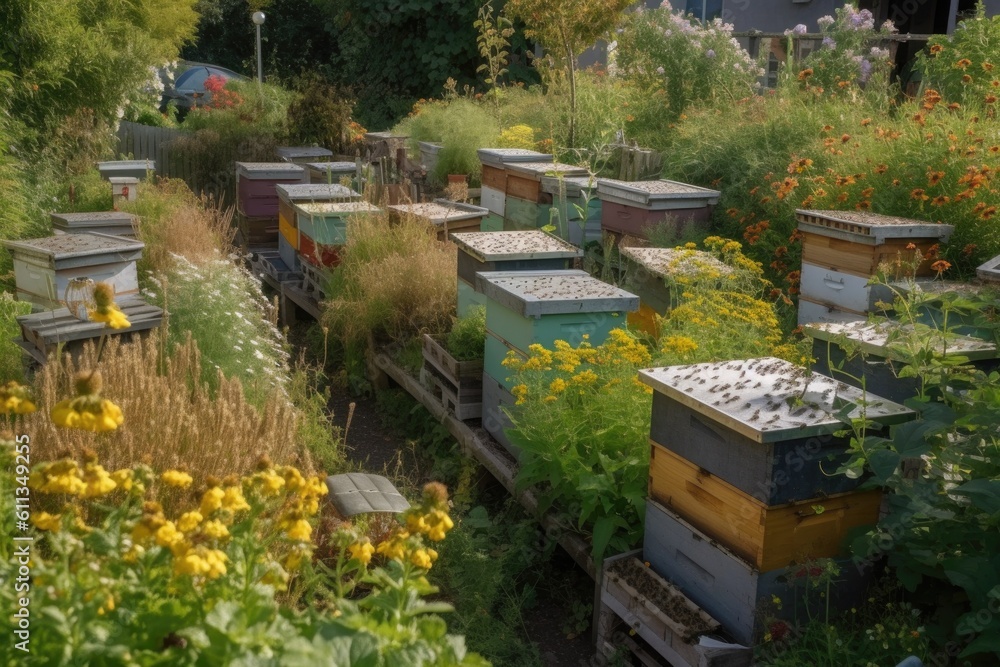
[946,0,959,34]
[701,0,707,22]
[255,23,263,84]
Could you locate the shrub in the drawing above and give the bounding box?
[919,4,1000,110]
[447,306,486,361]
[21,334,298,482]
[286,72,364,156]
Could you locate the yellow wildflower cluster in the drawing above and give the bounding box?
[29,457,130,498]
[50,371,124,433]
[660,335,699,356]
[496,124,537,150]
[0,381,36,415]
[88,282,131,330]
[376,482,453,571]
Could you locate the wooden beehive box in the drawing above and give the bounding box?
[539,175,602,247]
[3,233,144,310]
[805,320,999,403]
[477,148,553,216]
[644,500,872,646]
[639,357,914,505]
[387,200,488,241]
[110,177,138,204]
[305,161,358,185]
[97,159,155,181]
[235,162,308,218]
[597,179,720,242]
[276,146,334,166]
[477,270,638,390]
[51,211,137,238]
[451,230,582,317]
[276,183,363,256]
[649,443,883,571]
[796,209,954,322]
[293,202,380,269]
[504,161,588,204]
[619,246,733,336]
[421,334,483,421]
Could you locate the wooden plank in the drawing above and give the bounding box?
[649,444,882,572]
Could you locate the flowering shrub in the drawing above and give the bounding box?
[496,124,537,149]
[794,6,897,95]
[920,5,1000,112]
[202,74,245,110]
[616,3,762,123]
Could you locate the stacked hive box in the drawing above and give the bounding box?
[619,246,733,337]
[596,179,720,244]
[796,209,954,325]
[639,358,914,644]
[387,200,489,241]
[805,321,999,403]
[97,160,155,180]
[110,177,139,204]
[476,148,553,226]
[539,175,602,247]
[276,146,334,166]
[235,162,309,246]
[3,233,145,311]
[51,212,137,238]
[502,162,589,232]
[477,270,638,455]
[305,161,357,185]
[293,202,381,269]
[450,231,583,318]
[276,184,362,270]
[418,142,443,175]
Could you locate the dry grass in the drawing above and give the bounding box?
[322,211,456,347]
[24,333,300,482]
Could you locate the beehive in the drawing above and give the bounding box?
[619,247,733,336]
[639,358,914,505]
[504,161,588,204]
[276,184,363,255]
[644,501,872,646]
[110,177,138,203]
[235,162,308,218]
[477,149,554,217]
[796,209,954,324]
[805,320,999,403]
[50,212,137,238]
[387,200,488,241]
[97,160,155,180]
[293,202,381,268]
[305,161,357,185]
[597,179,720,242]
[3,233,144,310]
[276,146,334,165]
[418,142,443,174]
[450,231,583,317]
[539,175,602,247]
[868,278,998,338]
[477,270,638,390]
[978,252,1000,283]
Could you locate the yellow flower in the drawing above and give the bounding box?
[200,486,225,515]
[348,539,375,565]
[81,462,117,498]
[30,460,87,495]
[376,533,409,561]
[661,335,699,356]
[162,470,193,489]
[201,519,230,541]
[177,511,203,533]
[279,465,306,492]
[254,470,286,496]
[571,369,598,386]
[284,547,310,571]
[110,469,134,492]
[220,485,250,512]
[31,512,62,532]
[0,381,36,415]
[155,522,188,555]
[88,305,131,329]
[173,546,228,579]
[411,548,433,569]
[425,509,454,542]
[50,396,124,433]
[286,519,312,542]
[543,395,558,403]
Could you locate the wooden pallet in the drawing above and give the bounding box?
[422,363,482,421]
[17,296,163,365]
[251,249,302,284]
[300,262,330,299]
[421,334,483,420]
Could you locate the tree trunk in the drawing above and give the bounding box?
[559,21,576,149]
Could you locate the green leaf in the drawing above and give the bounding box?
[868,448,901,483]
[952,479,1000,515]
[591,516,615,567]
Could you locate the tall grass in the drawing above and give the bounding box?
[23,334,299,482]
[0,294,32,382]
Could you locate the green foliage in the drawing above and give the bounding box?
[475,1,514,122]
[0,294,31,382]
[447,307,486,362]
[286,72,359,155]
[919,3,1000,109]
[287,364,345,476]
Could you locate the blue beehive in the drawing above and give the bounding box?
[539,175,602,247]
[477,270,638,391]
[450,231,583,318]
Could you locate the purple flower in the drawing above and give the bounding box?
[859,59,873,83]
[793,24,808,36]
[706,49,716,58]
[822,36,836,50]
[817,15,835,29]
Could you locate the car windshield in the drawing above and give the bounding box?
[175,67,211,91]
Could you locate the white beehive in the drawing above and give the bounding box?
[51,212,137,238]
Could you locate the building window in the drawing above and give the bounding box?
[684,0,723,22]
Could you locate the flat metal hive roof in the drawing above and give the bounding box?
[388,200,488,224]
[305,161,357,172]
[639,357,914,443]
[477,148,554,166]
[97,160,154,170]
[476,270,639,317]
[108,177,138,184]
[275,183,361,201]
[505,161,589,178]
[977,253,1000,283]
[4,232,144,259]
[451,230,583,262]
[796,209,953,242]
[294,202,380,215]
[597,178,721,199]
[365,131,408,140]
[276,146,334,159]
[539,175,597,196]
[51,211,135,225]
[620,246,733,278]
[325,473,410,516]
[235,162,306,178]
[804,321,997,362]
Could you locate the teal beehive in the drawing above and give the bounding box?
[477,270,639,390]
[539,175,602,247]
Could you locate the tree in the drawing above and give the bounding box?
[506,0,632,147]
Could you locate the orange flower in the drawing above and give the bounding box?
[906,243,917,250]
[856,200,871,210]
[982,206,998,220]
[956,58,972,70]
[948,103,961,111]
[841,134,851,143]
[875,164,888,174]
[798,69,814,80]
[814,188,828,198]
[927,171,945,186]
[912,113,926,126]
[837,192,849,202]
[963,244,977,256]
[910,189,929,201]
[986,95,998,104]
[963,74,973,83]
[821,124,833,132]
[929,44,944,55]
[931,195,950,206]
[984,62,995,72]
[838,80,850,89]
[931,260,951,274]
[892,179,901,186]
[861,187,875,198]
[927,244,940,259]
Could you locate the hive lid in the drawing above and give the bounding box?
[3,232,144,260]
[451,230,583,262]
[50,211,136,227]
[235,162,307,179]
[639,357,914,443]
[325,473,410,516]
[476,270,639,317]
[539,175,598,197]
[620,246,733,279]
[365,131,409,141]
[477,148,554,167]
[977,253,1000,283]
[294,201,381,216]
[275,183,361,202]
[305,161,357,173]
[803,320,997,362]
[388,199,488,225]
[796,209,953,244]
[597,179,722,205]
[97,159,155,171]
[108,176,139,185]
[504,161,589,179]
[276,146,334,160]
